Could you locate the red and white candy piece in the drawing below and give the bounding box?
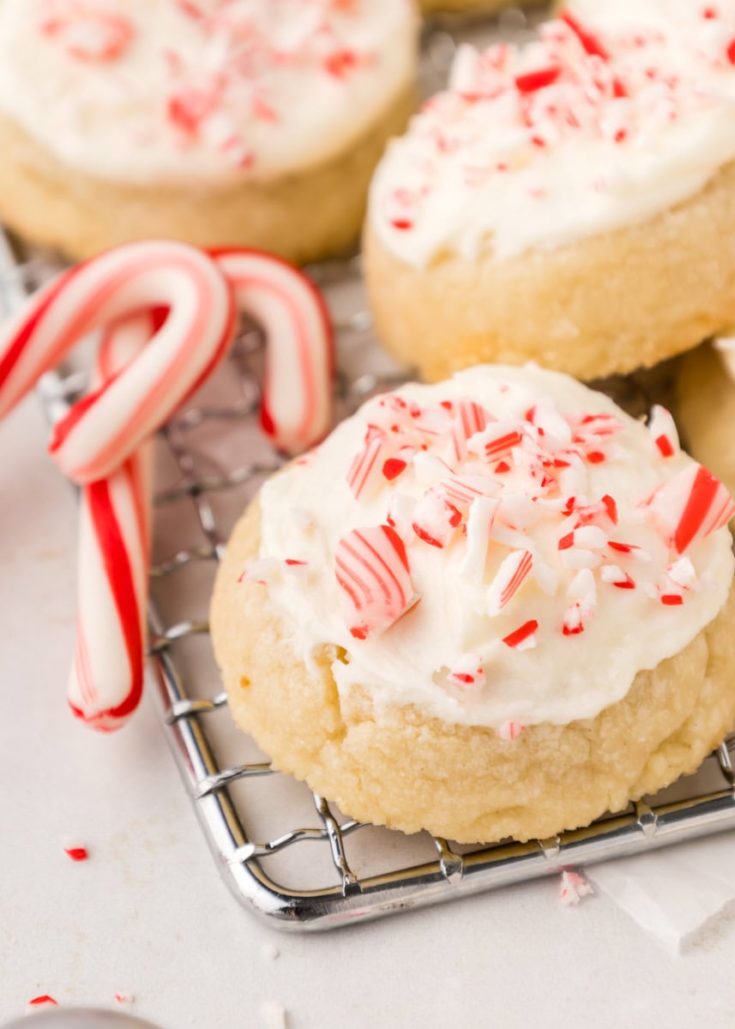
[335,524,417,640]
[502,618,538,649]
[600,564,636,590]
[450,398,490,460]
[439,473,497,509]
[211,248,333,457]
[647,405,679,459]
[562,567,596,636]
[658,556,698,605]
[559,869,593,906]
[346,427,388,500]
[40,3,135,63]
[470,420,524,462]
[412,486,463,548]
[487,549,533,614]
[645,463,735,554]
[448,653,486,688]
[497,720,524,741]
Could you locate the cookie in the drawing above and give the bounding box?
[0,0,418,260]
[364,2,735,380]
[212,364,735,843]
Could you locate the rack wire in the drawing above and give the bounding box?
[2,8,735,932]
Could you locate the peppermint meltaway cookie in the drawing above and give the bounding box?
[365,0,735,382]
[211,364,735,844]
[0,0,418,260]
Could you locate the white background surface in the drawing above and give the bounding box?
[2,394,735,1029]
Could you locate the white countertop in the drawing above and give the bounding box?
[2,393,735,1029]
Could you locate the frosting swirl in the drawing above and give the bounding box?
[0,0,418,184]
[369,0,735,264]
[252,365,734,732]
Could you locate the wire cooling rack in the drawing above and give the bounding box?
[3,9,735,932]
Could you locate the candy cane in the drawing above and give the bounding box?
[70,315,153,730]
[210,248,333,457]
[0,240,334,730]
[0,240,236,481]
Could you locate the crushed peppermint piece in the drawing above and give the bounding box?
[40,10,134,63]
[412,488,462,549]
[648,405,680,458]
[600,565,636,589]
[448,653,486,687]
[646,463,735,553]
[497,720,524,740]
[27,995,59,1010]
[559,869,594,906]
[487,549,534,614]
[346,428,386,500]
[451,398,490,460]
[335,525,416,640]
[64,845,89,862]
[502,619,538,649]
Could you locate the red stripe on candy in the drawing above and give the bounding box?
[515,66,561,93]
[502,619,538,648]
[84,478,143,720]
[675,466,727,553]
[561,10,610,60]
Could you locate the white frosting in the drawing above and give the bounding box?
[0,0,418,184]
[253,365,734,730]
[369,0,735,264]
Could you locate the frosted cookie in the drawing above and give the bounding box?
[676,342,735,501]
[365,1,735,382]
[0,0,418,261]
[211,364,735,844]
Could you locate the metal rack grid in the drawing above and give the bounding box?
[3,11,735,934]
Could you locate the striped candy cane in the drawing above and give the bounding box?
[0,240,334,729]
[211,248,333,456]
[70,316,153,730]
[0,240,237,480]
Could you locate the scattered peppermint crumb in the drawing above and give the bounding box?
[259,998,288,1028]
[261,942,280,961]
[26,995,58,1011]
[64,845,89,862]
[559,869,594,906]
[114,992,133,1006]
